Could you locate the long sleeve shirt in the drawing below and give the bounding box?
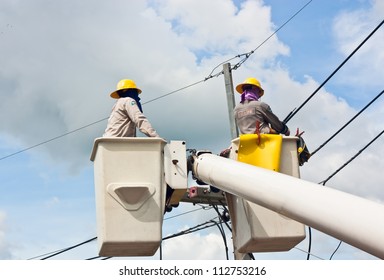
[103,97,159,137]
[233,100,288,135]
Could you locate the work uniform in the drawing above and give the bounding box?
[103,97,159,137]
[234,100,289,135]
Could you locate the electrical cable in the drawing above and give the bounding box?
[101,218,224,260]
[291,21,384,258]
[213,203,255,260]
[162,219,220,241]
[293,246,324,260]
[29,121,384,260]
[40,237,97,260]
[319,127,384,186]
[311,89,384,157]
[305,128,384,260]
[205,0,313,79]
[212,204,232,232]
[35,128,384,260]
[35,205,207,260]
[141,80,205,105]
[85,256,103,260]
[0,119,108,161]
[232,0,313,72]
[28,248,68,260]
[306,227,312,260]
[163,206,206,220]
[15,3,382,262]
[329,241,342,260]
[0,1,313,162]
[283,19,384,124]
[211,219,230,260]
[0,79,204,162]
[87,221,221,261]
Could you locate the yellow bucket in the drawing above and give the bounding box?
[238,134,282,172]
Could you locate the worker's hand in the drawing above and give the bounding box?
[285,128,290,136]
[219,147,231,158]
[269,128,277,134]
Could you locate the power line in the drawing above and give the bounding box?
[34,205,208,260]
[288,19,384,261]
[31,128,384,260]
[0,119,108,161]
[205,0,313,78]
[9,2,381,262]
[0,1,313,162]
[164,206,207,220]
[293,245,324,260]
[142,80,205,105]
[232,0,313,71]
[319,128,384,186]
[0,79,205,162]
[284,18,384,124]
[306,128,384,259]
[98,218,225,261]
[311,89,384,156]
[27,248,69,260]
[40,237,97,260]
[329,241,342,260]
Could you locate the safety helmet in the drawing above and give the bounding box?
[235,77,264,96]
[110,79,142,99]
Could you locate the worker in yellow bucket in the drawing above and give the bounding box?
[234,77,290,136]
[103,79,160,138]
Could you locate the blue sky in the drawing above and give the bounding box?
[0,0,383,261]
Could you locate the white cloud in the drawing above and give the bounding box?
[332,0,384,90]
[44,196,60,208]
[162,232,232,260]
[0,0,383,260]
[0,211,12,259]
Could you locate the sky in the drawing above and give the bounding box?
[0,0,383,261]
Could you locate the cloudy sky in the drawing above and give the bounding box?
[0,0,383,261]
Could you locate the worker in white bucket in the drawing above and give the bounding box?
[103,79,160,138]
[234,77,290,136]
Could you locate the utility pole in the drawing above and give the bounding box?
[223,63,239,139]
[223,63,253,260]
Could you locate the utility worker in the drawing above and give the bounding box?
[234,77,290,136]
[103,79,159,137]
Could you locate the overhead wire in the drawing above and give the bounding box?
[34,123,384,260]
[311,89,384,157]
[28,248,70,260]
[39,237,97,260]
[319,128,384,186]
[98,218,225,261]
[0,79,204,162]
[283,18,384,124]
[329,241,342,260]
[13,2,382,261]
[163,206,207,220]
[306,227,312,260]
[33,205,208,260]
[293,245,324,260]
[205,0,313,79]
[305,128,384,260]
[162,219,222,240]
[231,0,313,72]
[211,219,230,260]
[0,0,313,162]
[0,119,108,161]
[284,19,383,259]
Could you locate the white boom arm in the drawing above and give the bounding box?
[192,153,384,259]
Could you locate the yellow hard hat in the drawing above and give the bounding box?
[235,77,264,96]
[110,79,142,99]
